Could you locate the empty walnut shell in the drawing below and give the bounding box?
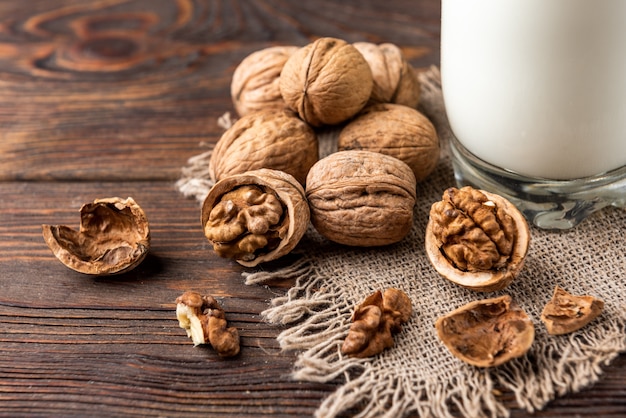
[425,186,530,292]
[42,197,150,275]
[209,108,318,186]
[338,103,440,183]
[541,286,604,335]
[435,295,535,368]
[352,42,421,108]
[231,45,298,117]
[201,168,309,267]
[306,150,417,247]
[279,37,373,127]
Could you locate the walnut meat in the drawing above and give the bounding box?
[209,109,318,186]
[231,45,298,117]
[541,286,604,335]
[425,186,530,292]
[352,42,421,108]
[201,169,309,267]
[306,150,417,247]
[42,197,150,275]
[435,295,535,368]
[341,288,412,358]
[279,37,373,127]
[337,103,440,182]
[176,291,240,357]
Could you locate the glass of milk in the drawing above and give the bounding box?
[441,0,626,229]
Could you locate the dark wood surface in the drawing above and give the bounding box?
[0,1,623,416]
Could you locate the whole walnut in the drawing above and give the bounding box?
[337,103,440,183]
[353,42,421,108]
[209,109,318,186]
[279,37,373,127]
[231,45,298,117]
[306,150,417,247]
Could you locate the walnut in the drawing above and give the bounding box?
[42,197,150,275]
[425,186,530,292]
[279,37,373,127]
[209,109,318,186]
[541,286,604,335]
[231,45,298,117]
[337,103,440,182]
[176,291,240,357]
[202,169,309,267]
[435,295,535,368]
[306,150,417,247]
[341,288,412,358]
[352,42,421,108]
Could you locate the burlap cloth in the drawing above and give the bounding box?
[176,66,626,418]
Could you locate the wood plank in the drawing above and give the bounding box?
[0,0,440,182]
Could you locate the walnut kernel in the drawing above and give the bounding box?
[202,169,309,267]
[341,288,412,358]
[425,186,530,292]
[435,295,535,368]
[176,291,240,357]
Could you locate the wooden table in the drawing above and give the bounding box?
[1,1,623,416]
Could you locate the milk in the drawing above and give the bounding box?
[441,0,626,180]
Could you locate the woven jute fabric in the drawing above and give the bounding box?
[177,66,626,418]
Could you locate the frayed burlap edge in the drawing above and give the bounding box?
[176,66,626,418]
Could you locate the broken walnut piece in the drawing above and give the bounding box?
[425,186,530,292]
[201,169,309,267]
[42,197,150,275]
[541,286,604,335]
[175,291,240,357]
[435,295,535,368]
[341,288,412,358]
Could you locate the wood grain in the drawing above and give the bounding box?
[0,1,623,417]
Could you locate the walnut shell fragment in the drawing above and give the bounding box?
[435,295,535,368]
[306,150,417,247]
[338,103,440,183]
[425,186,530,292]
[201,169,309,267]
[279,37,373,127]
[231,45,298,117]
[541,286,604,335]
[341,288,412,358]
[352,42,421,108]
[209,109,318,186]
[42,197,150,275]
[176,291,240,357]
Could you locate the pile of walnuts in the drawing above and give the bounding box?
[204,36,440,268]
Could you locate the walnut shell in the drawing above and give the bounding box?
[425,186,530,292]
[208,109,318,186]
[352,42,421,107]
[42,197,150,275]
[541,286,604,335]
[201,169,309,267]
[231,45,298,117]
[306,150,417,246]
[279,37,373,127]
[338,103,440,182]
[435,295,535,368]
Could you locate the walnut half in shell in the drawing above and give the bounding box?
[425,186,530,292]
[201,169,309,267]
[435,295,535,368]
[42,197,150,275]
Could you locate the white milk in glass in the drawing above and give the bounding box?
[441,0,626,180]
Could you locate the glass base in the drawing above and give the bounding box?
[449,135,626,230]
